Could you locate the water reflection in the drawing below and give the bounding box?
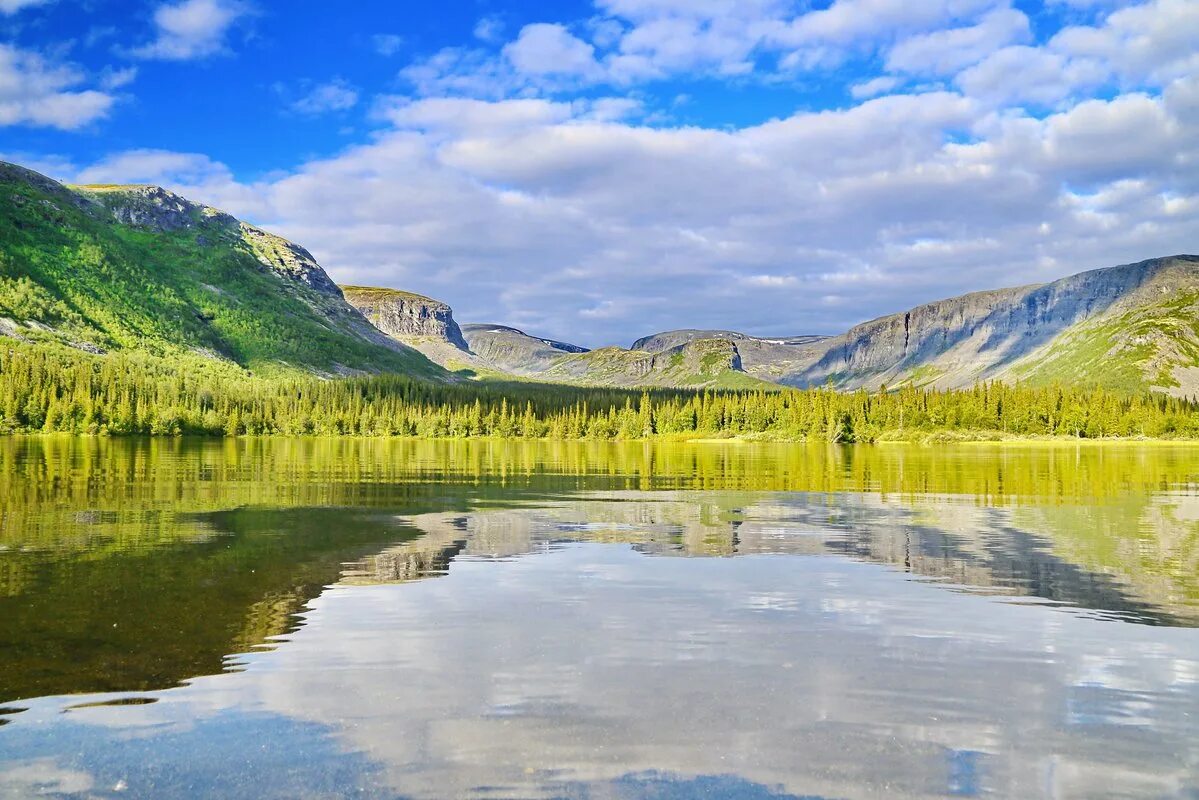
[1,438,1198,798]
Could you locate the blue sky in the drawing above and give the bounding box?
[1,0,1196,346]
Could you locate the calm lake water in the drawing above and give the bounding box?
[1,438,1198,799]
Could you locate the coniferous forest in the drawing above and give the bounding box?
[4,341,1199,441]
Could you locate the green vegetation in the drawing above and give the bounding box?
[4,338,1199,440]
[1014,316,1157,393]
[0,163,441,379]
[340,285,440,304]
[1015,289,1199,394]
[3,437,1198,704]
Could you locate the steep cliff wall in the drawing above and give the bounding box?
[342,287,470,351]
[780,256,1199,391]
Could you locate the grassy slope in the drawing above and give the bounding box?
[1011,290,1199,394]
[341,285,442,305]
[0,165,442,379]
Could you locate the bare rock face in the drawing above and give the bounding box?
[343,287,470,351]
[459,324,588,374]
[74,183,345,297]
[239,223,341,295]
[780,255,1199,389]
[80,185,231,232]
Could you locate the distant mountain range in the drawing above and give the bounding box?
[346,255,1199,395]
[3,160,1197,394]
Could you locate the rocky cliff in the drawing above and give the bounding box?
[342,287,470,350]
[461,324,761,388]
[633,329,828,381]
[778,255,1199,393]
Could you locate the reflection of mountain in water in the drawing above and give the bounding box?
[357,491,1199,626]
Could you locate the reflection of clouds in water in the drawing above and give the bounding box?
[3,491,1199,799]
[13,535,1194,799]
[0,758,95,795]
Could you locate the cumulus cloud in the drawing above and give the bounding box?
[75,66,1198,346]
[849,75,900,99]
[1051,0,1199,86]
[0,43,116,129]
[473,16,505,44]
[955,45,1107,107]
[402,0,1020,98]
[503,24,602,79]
[132,0,248,60]
[37,0,1198,345]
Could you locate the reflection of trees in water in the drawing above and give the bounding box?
[3,435,1199,707]
[8,436,1199,551]
[0,507,428,703]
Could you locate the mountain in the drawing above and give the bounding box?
[632,330,829,382]
[337,289,768,388]
[5,161,1196,395]
[344,255,1199,394]
[772,255,1199,395]
[459,324,589,374]
[340,286,485,372]
[338,283,766,388]
[0,162,443,378]
[342,286,469,349]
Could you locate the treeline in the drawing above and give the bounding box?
[4,343,1199,440]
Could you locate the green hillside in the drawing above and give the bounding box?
[0,162,442,379]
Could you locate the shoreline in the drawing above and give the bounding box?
[6,432,1199,446]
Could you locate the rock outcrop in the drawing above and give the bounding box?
[778,255,1199,392]
[460,324,588,375]
[459,323,759,387]
[76,184,342,296]
[633,329,828,381]
[343,287,470,350]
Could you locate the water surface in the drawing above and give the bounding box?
[1,438,1198,798]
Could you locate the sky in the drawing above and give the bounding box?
[1,0,1196,347]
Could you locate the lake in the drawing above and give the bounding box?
[1,437,1197,798]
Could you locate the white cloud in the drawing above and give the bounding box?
[99,67,138,90]
[401,0,1020,99]
[886,8,1031,76]
[850,75,900,99]
[474,16,505,44]
[290,79,359,115]
[72,70,1198,345]
[503,23,602,79]
[132,0,248,61]
[776,0,992,53]
[74,149,230,185]
[0,43,115,129]
[1051,0,1199,86]
[0,0,53,13]
[955,45,1108,107]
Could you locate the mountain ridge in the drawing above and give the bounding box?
[344,254,1199,394]
[0,161,444,379]
[4,159,1197,395]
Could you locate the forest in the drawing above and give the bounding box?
[4,341,1199,441]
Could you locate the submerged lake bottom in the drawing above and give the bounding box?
[1,438,1197,798]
